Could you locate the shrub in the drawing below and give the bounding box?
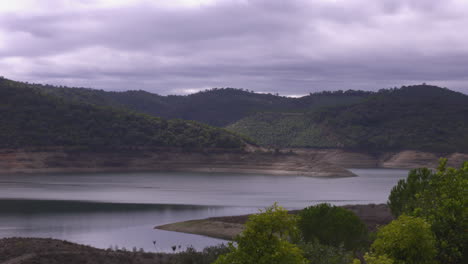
[300,240,353,264]
[352,253,394,264]
[297,204,368,251]
[214,203,306,264]
[371,215,437,264]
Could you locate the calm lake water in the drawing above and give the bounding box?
[0,169,408,252]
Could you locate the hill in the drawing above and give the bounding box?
[37,84,370,126]
[4,77,466,153]
[0,77,245,151]
[228,85,468,152]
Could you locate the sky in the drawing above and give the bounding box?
[1,0,467,96]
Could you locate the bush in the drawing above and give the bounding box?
[214,203,306,264]
[300,240,353,264]
[352,253,394,264]
[170,245,229,264]
[297,204,368,251]
[371,215,437,264]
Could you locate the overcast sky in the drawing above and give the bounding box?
[1,0,467,95]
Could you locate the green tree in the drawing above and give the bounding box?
[387,159,468,264]
[297,204,368,251]
[371,215,437,264]
[214,203,306,264]
[413,160,468,264]
[387,167,433,217]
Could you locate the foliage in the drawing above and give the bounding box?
[0,78,245,150]
[387,159,468,264]
[171,245,230,264]
[229,85,468,152]
[297,204,368,251]
[228,113,337,147]
[370,215,437,264]
[214,203,307,264]
[299,240,353,264]
[38,82,369,127]
[7,78,466,152]
[413,160,468,264]
[387,167,433,217]
[352,253,394,264]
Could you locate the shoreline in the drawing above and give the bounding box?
[0,237,197,264]
[1,148,466,177]
[0,149,357,177]
[156,204,394,240]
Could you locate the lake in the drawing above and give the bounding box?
[0,169,408,252]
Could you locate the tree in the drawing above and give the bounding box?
[412,159,468,264]
[297,204,368,251]
[371,215,437,264]
[387,167,433,217]
[214,203,306,264]
[387,159,468,264]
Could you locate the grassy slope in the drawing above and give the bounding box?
[228,85,468,152]
[0,78,244,150]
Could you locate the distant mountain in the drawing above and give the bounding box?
[228,85,468,152]
[0,78,245,150]
[38,84,370,126]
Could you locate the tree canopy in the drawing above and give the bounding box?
[214,204,306,264]
[0,78,245,151]
[387,159,468,264]
[370,215,437,264]
[297,204,368,251]
[229,85,468,152]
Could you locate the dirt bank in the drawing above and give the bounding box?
[156,204,393,240]
[287,148,468,169]
[0,149,355,177]
[1,148,466,176]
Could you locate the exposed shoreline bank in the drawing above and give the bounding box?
[1,148,466,177]
[155,204,394,240]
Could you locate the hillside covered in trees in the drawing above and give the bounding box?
[0,78,245,151]
[2,77,467,153]
[228,85,468,152]
[37,82,370,126]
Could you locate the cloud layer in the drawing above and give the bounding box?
[1,0,467,95]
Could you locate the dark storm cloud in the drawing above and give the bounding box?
[0,0,467,95]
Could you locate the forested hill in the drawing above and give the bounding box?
[228,85,468,152]
[0,78,245,151]
[3,77,466,152]
[37,83,370,126]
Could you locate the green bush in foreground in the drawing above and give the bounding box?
[371,215,437,264]
[214,203,306,264]
[297,204,368,252]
